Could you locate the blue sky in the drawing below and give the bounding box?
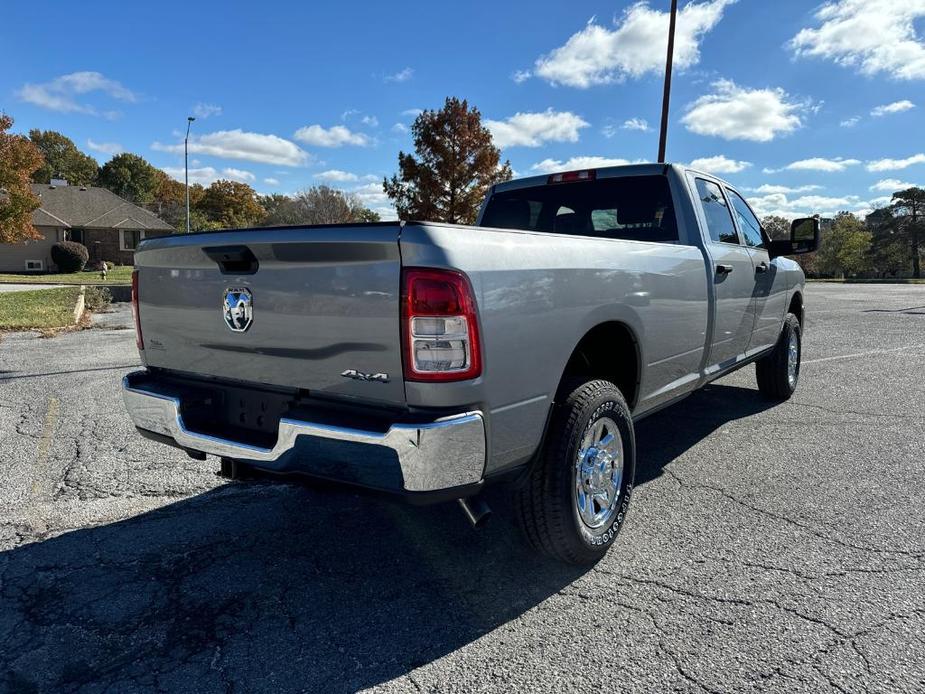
[3,0,924,219]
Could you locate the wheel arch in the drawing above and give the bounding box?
[788,290,804,326]
[555,320,642,410]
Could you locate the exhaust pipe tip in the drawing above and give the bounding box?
[457,497,492,529]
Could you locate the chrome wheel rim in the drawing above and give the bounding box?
[574,417,624,531]
[787,330,800,389]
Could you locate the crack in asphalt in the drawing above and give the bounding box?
[2,292,925,692]
[662,466,925,561]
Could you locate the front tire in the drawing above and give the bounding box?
[515,379,636,565]
[755,313,802,400]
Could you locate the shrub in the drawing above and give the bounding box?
[83,286,112,312]
[50,241,89,273]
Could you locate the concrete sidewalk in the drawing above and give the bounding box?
[0,283,65,293]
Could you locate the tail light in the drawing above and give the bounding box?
[131,269,144,350]
[401,268,481,382]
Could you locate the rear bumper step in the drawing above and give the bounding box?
[122,371,486,493]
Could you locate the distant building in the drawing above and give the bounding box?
[0,181,174,272]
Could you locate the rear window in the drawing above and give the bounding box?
[480,175,679,244]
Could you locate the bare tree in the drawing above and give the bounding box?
[260,186,379,226]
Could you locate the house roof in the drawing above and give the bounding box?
[31,184,174,232]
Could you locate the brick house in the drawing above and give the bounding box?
[0,180,174,272]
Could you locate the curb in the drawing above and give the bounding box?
[73,285,86,324]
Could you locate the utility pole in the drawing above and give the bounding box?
[185,116,196,233]
[657,0,678,163]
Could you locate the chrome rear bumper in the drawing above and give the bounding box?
[122,371,486,493]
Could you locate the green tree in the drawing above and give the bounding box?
[384,97,512,224]
[889,187,924,278]
[98,152,159,204]
[144,170,188,230]
[815,212,872,278]
[762,214,819,275]
[0,114,44,243]
[760,215,790,241]
[29,129,98,186]
[197,179,266,228]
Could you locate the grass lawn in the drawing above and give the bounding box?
[0,286,83,330]
[0,266,133,285]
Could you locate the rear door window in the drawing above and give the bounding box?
[694,178,739,245]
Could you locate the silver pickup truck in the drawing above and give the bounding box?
[123,163,819,564]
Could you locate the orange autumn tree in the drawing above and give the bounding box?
[0,114,44,244]
[384,97,512,224]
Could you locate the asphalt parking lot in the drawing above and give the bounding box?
[1,283,923,693]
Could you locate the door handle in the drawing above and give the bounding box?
[755,261,769,274]
[716,264,734,275]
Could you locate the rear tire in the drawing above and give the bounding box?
[515,379,636,565]
[755,313,802,401]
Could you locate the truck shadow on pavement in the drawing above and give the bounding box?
[0,384,772,693]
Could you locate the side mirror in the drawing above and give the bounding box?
[767,217,820,258]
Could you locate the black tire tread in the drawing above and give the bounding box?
[515,379,631,564]
[756,313,801,401]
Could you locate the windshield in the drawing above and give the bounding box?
[480,175,679,244]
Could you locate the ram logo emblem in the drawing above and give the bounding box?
[223,288,253,332]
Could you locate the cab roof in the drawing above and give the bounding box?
[491,162,734,195]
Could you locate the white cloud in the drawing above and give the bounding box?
[161,166,255,186]
[748,191,862,219]
[855,195,893,212]
[264,178,280,186]
[293,124,371,147]
[18,71,137,115]
[222,167,255,182]
[162,166,219,185]
[866,153,925,171]
[352,181,390,207]
[391,122,408,134]
[530,156,639,173]
[361,115,379,127]
[486,109,589,148]
[789,0,925,80]
[746,184,823,194]
[869,178,919,192]
[871,100,916,116]
[86,139,124,156]
[192,103,222,119]
[371,207,398,221]
[315,169,359,182]
[512,70,532,84]
[384,67,414,83]
[622,117,651,132]
[533,0,735,87]
[153,130,308,166]
[689,155,752,174]
[840,116,860,127]
[681,79,803,141]
[401,108,423,117]
[764,157,861,173]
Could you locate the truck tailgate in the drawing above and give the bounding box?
[134,224,406,406]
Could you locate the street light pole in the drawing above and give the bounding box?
[185,116,196,233]
[657,0,678,163]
